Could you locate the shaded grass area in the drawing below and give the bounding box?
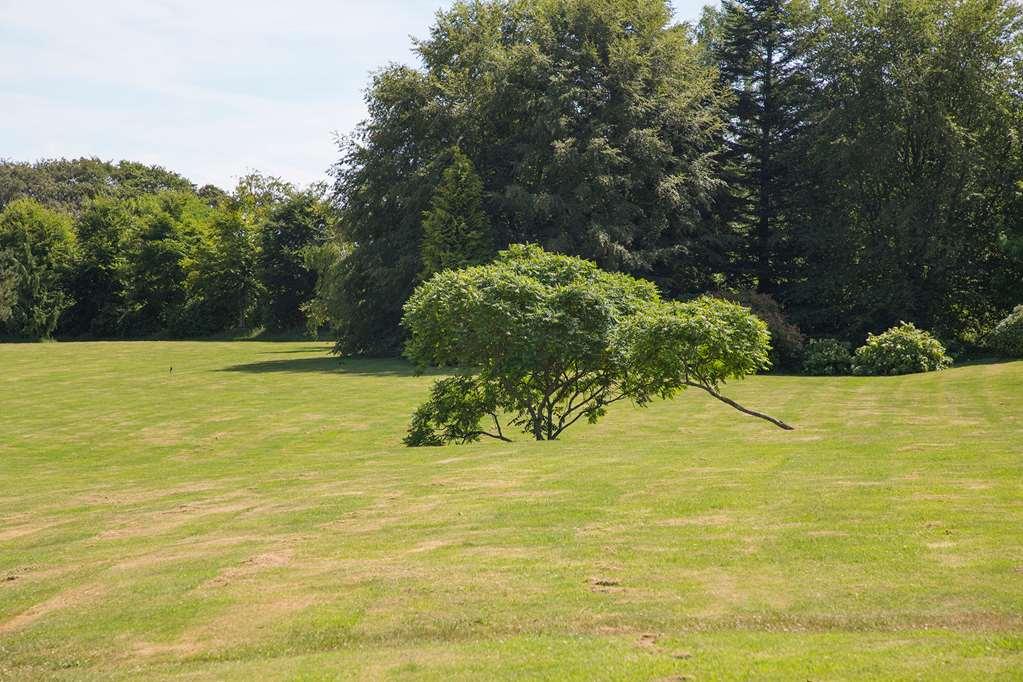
[0,341,1021,680]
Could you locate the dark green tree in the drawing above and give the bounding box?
[63,196,135,337]
[790,0,1023,342]
[0,250,15,324]
[318,0,729,354]
[258,189,331,330]
[420,147,493,279]
[707,0,808,294]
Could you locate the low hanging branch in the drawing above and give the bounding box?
[684,381,794,430]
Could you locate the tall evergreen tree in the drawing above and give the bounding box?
[420,147,493,279]
[710,0,806,294]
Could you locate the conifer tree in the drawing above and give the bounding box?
[711,0,806,294]
[419,147,493,279]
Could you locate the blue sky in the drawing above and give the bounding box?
[2,0,710,190]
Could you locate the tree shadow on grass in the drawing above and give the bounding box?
[220,356,423,376]
[257,346,334,355]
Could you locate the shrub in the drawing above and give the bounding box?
[802,338,853,375]
[852,322,952,375]
[987,305,1023,357]
[714,289,805,369]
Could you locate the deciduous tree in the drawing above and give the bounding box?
[402,245,790,445]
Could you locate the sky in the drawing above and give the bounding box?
[1,0,709,190]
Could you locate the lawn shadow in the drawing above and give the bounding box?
[258,346,334,355]
[220,356,423,376]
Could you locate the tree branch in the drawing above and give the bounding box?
[684,381,794,430]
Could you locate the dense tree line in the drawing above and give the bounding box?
[4,0,1021,357]
[309,0,1023,359]
[0,159,334,339]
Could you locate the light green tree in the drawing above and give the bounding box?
[402,245,791,445]
[0,198,76,338]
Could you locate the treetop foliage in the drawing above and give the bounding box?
[0,165,334,340]
[326,0,730,355]
[0,158,194,216]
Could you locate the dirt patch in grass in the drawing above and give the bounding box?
[202,550,295,588]
[0,519,65,542]
[97,498,255,540]
[407,539,453,554]
[138,424,189,446]
[76,481,222,507]
[130,593,319,660]
[657,514,733,527]
[0,583,106,634]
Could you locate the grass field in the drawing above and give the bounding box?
[1,341,1021,680]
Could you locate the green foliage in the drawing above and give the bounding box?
[714,289,804,369]
[0,163,339,340]
[987,305,1023,358]
[63,196,135,337]
[180,205,260,335]
[0,198,77,338]
[404,375,506,446]
[402,245,775,444]
[120,191,211,335]
[0,250,19,324]
[790,0,1023,343]
[322,0,729,354]
[801,338,853,376]
[0,158,194,216]
[420,148,493,280]
[852,323,952,376]
[258,190,330,330]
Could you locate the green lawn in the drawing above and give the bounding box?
[1,341,1021,680]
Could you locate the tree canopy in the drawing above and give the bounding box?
[308,0,1023,357]
[402,244,789,445]
[3,0,1022,356]
[324,0,729,355]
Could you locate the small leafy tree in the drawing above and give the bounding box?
[419,147,493,280]
[402,245,791,445]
